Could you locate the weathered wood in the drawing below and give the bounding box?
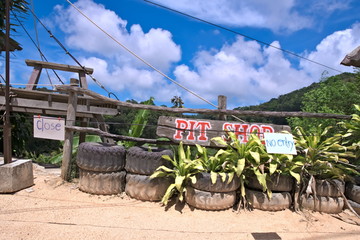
[55,85,352,120]
[79,118,88,144]
[79,71,88,89]
[0,96,118,116]
[25,59,94,74]
[66,126,172,145]
[61,90,78,181]
[218,95,227,120]
[157,116,291,147]
[26,65,42,90]
[93,114,114,144]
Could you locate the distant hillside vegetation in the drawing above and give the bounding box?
[233,72,360,126]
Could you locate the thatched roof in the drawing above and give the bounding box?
[341,46,360,67]
[0,31,23,52]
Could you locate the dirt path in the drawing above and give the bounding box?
[0,164,359,240]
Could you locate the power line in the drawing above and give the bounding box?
[66,0,218,108]
[144,0,343,74]
[27,7,119,100]
[12,11,65,85]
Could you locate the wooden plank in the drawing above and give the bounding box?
[25,59,94,74]
[78,71,88,89]
[0,96,118,115]
[156,116,291,147]
[0,106,93,118]
[61,91,78,181]
[26,65,42,90]
[66,126,172,145]
[55,85,352,120]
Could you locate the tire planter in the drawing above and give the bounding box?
[345,183,360,203]
[314,179,345,197]
[125,173,172,201]
[245,189,292,211]
[185,186,236,211]
[79,169,126,195]
[77,142,126,172]
[300,194,344,214]
[246,174,294,192]
[191,172,240,192]
[125,147,173,175]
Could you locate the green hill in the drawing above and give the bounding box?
[233,72,360,126]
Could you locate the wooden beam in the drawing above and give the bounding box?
[0,96,118,115]
[66,126,172,145]
[61,90,78,181]
[55,85,352,120]
[218,95,227,120]
[25,59,94,74]
[26,65,42,90]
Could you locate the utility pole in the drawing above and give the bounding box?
[4,0,12,164]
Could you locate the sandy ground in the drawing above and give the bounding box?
[0,164,359,240]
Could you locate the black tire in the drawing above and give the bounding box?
[345,183,360,203]
[77,142,126,172]
[347,199,360,215]
[185,186,236,211]
[245,189,292,211]
[79,169,126,195]
[125,147,173,175]
[246,174,294,192]
[300,195,344,214]
[190,172,240,192]
[125,173,172,201]
[315,179,345,197]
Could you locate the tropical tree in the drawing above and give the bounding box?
[171,96,184,108]
[0,0,29,51]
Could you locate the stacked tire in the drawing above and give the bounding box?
[185,172,240,211]
[125,147,173,201]
[76,142,126,195]
[345,177,360,215]
[300,179,345,214]
[245,174,294,211]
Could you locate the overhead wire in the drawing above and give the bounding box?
[66,0,218,108]
[144,0,343,74]
[27,7,119,100]
[12,11,65,85]
[30,0,54,87]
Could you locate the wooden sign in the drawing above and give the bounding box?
[156,116,291,147]
[33,115,65,141]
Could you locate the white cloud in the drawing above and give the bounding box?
[50,0,181,103]
[152,0,313,32]
[300,23,360,78]
[53,0,181,72]
[173,23,360,107]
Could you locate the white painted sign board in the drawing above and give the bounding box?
[264,132,297,155]
[33,115,65,141]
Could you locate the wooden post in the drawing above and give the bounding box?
[61,79,78,181]
[79,118,88,144]
[218,95,227,121]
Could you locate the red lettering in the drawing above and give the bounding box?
[173,119,188,140]
[187,120,197,141]
[235,124,250,143]
[196,121,211,141]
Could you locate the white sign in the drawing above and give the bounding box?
[33,115,65,141]
[264,132,297,155]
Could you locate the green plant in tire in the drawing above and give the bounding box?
[293,125,358,181]
[211,131,273,197]
[339,104,360,165]
[150,142,204,205]
[195,144,238,185]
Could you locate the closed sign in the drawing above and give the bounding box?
[33,115,65,141]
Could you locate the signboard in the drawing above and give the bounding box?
[33,115,65,141]
[156,116,291,147]
[264,132,297,155]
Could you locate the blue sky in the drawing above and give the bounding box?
[3,0,360,109]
